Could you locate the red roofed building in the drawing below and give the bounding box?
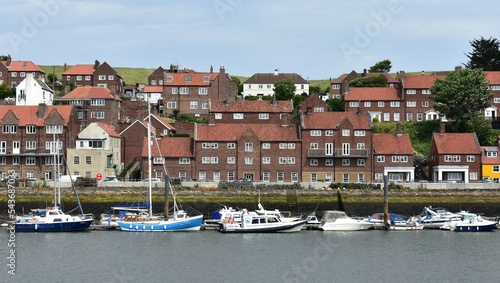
[344,87,402,123]
[299,110,373,183]
[0,55,46,88]
[372,124,415,182]
[298,94,328,114]
[429,124,481,183]
[484,71,500,121]
[56,86,123,128]
[194,123,301,182]
[147,65,237,119]
[0,104,79,180]
[62,60,123,95]
[330,70,399,99]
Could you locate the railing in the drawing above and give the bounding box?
[307,148,368,158]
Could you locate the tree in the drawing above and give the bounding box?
[430,68,492,132]
[274,78,296,100]
[465,36,500,71]
[349,75,388,87]
[47,73,58,84]
[309,85,321,95]
[327,97,344,112]
[231,76,243,95]
[369,59,392,73]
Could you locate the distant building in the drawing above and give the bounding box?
[0,55,46,88]
[16,73,54,106]
[62,60,124,95]
[243,69,309,98]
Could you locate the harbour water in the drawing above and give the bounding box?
[1,228,500,283]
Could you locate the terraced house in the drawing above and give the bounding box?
[0,55,46,88]
[62,60,124,95]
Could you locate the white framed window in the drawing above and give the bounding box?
[26,141,36,150]
[357,143,365,149]
[486,151,498,157]
[227,172,235,181]
[171,88,178,95]
[325,130,333,136]
[394,113,400,121]
[202,103,209,109]
[375,173,383,181]
[444,155,452,162]
[76,75,82,81]
[179,87,189,94]
[422,101,429,107]
[291,172,298,182]
[470,172,478,180]
[245,142,253,152]
[199,171,206,181]
[349,101,359,107]
[262,143,270,149]
[210,157,218,164]
[494,98,500,103]
[98,75,106,80]
[392,156,400,162]
[262,157,270,164]
[407,101,416,107]
[85,76,91,81]
[452,155,460,162]
[26,125,36,134]
[310,159,318,166]
[279,143,287,149]
[90,112,105,119]
[389,173,403,181]
[215,113,222,119]
[227,157,235,164]
[26,156,36,165]
[259,113,269,120]
[310,143,318,149]
[364,101,371,107]
[288,143,295,149]
[407,113,413,121]
[45,125,63,134]
[233,113,244,119]
[153,157,165,164]
[311,173,318,182]
[390,101,400,107]
[422,89,431,94]
[279,157,287,164]
[108,75,114,80]
[91,99,105,106]
[342,129,350,136]
[377,156,385,162]
[287,157,295,164]
[262,172,270,182]
[166,76,173,82]
[202,157,210,164]
[378,101,385,107]
[343,174,349,183]
[354,130,365,136]
[467,155,474,162]
[277,172,284,182]
[227,143,235,149]
[314,107,324,112]
[406,89,416,94]
[384,113,390,121]
[310,130,321,136]
[245,157,253,165]
[12,157,19,165]
[179,157,190,164]
[417,113,423,121]
[448,172,462,180]
[326,159,333,166]
[198,88,208,95]
[342,159,350,166]
[190,101,198,109]
[358,173,365,183]
[167,102,177,109]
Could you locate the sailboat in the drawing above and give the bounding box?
[116,97,203,232]
[15,137,94,232]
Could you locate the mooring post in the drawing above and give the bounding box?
[383,175,389,227]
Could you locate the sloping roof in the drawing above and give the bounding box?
[95,122,120,137]
[144,86,163,93]
[345,87,399,101]
[60,86,119,100]
[143,114,176,131]
[4,60,45,73]
[143,137,193,158]
[404,75,446,88]
[163,73,218,86]
[481,146,500,164]
[331,72,398,84]
[484,71,500,84]
[301,112,371,129]
[62,64,95,75]
[0,105,73,126]
[210,100,293,113]
[196,124,300,141]
[432,132,480,154]
[373,133,414,154]
[244,73,308,84]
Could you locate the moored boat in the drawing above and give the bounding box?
[418,206,462,229]
[218,209,306,233]
[203,206,242,230]
[15,206,93,232]
[441,211,498,232]
[303,212,321,230]
[319,210,373,231]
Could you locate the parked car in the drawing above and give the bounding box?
[141,178,162,183]
[179,177,193,182]
[102,176,119,182]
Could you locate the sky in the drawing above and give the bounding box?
[0,0,498,80]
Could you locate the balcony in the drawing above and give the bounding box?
[307,148,368,158]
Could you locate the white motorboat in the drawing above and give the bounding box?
[319,210,373,231]
[303,212,321,230]
[441,211,498,232]
[203,207,242,230]
[255,202,302,223]
[418,206,462,229]
[218,209,306,233]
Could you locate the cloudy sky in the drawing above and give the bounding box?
[0,0,498,80]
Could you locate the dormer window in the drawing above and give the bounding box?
[185,76,192,82]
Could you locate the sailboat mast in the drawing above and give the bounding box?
[57,138,61,205]
[147,94,153,217]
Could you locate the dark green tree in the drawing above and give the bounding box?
[327,97,344,111]
[0,82,12,99]
[465,36,500,71]
[292,94,307,110]
[349,75,388,87]
[231,76,243,95]
[466,114,499,146]
[274,78,296,100]
[47,73,58,84]
[430,68,492,132]
[309,85,321,95]
[369,59,392,73]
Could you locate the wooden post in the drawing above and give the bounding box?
[164,175,170,219]
[383,175,389,227]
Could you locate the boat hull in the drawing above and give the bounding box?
[320,222,373,231]
[219,220,306,233]
[117,215,203,231]
[452,223,498,232]
[14,219,93,232]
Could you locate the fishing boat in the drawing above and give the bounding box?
[319,210,373,231]
[117,99,203,232]
[441,211,498,232]
[218,209,306,233]
[15,137,93,232]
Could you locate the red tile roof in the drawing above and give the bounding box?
[0,105,73,126]
[481,146,500,164]
[95,122,120,137]
[404,75,445,88]
[196,124,300,141]
[373,133,414,154]
[484,71,500,84]
[2,60,45,73]
[344,87,399,101]
[302,112,371,129]
[61,86,121,100]
[144,86,163,93]
[331,72,398,84]
[432,132,480,154]
[143,137,193,157]
[210,100,293,113]
[62,64,95,75]
[163,73,218,86]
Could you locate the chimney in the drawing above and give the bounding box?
[271,94,277,106]
[6,54,11,67]
[210,65,213,73]
[94,60,100,70]
[64,63,67,72]
[396,123,402,136]
[422,70,425,76]
[281,113,290,127]
[38,103,47,119]
[219,66,225,74]
[356,106,363,115]
[225,96,230,106]
[274,69,279,76]
[362,68,367,77]
[455,66,462,72]
[440,122,445,135]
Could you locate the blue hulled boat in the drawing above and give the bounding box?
[15,206,93,232]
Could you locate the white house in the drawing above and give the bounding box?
[66,122,121,179]
[16,73,54,105]
[242,69,309,98]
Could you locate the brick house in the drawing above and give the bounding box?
[66,122,121,179]
[208,97,294,125]
[0,104,79,180]
[0,55,46,88]
[344,87,402,123]
[399,72,446,121]
[194,123,301,182]
[119,120,153,175]
[372,125,415,182]
[243,69,309,98]
[330,70,399,99]
[298,94,329,114]
[56,86,123,129]
[299,109,373,183]
[484,71,500,120]
[62,60,124,95]
[149,65,237,119]
[428,125,482,183]
[142,137,194,181]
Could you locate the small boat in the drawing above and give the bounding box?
[15,205,93,232]
[303,212,321,230]
[203,207,242,230]
[441,211,498,232]
[319,210,373,231]
[366,213,407,228]
[418,206,462,229]
[218,209,306,233]
[99,202,150,227]
[254,202,302,223]
[388,218,424,231]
